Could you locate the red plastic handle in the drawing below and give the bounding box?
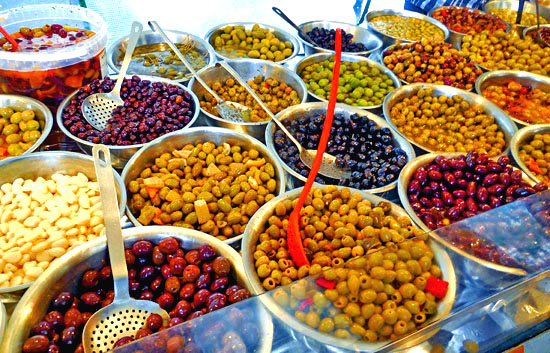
[0,25,18,52]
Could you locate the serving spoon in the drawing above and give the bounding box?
[272,7,321,47]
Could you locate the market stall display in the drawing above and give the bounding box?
[512,124,550,186]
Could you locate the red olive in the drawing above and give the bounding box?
[158,237,179,254]
[179,283,196,300]
[23,335,50,353]
[169,257,186,275]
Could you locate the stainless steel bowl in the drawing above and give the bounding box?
[484,0,550,34]
[428,6,510,49]
[366,9,450,47]
[187,59,307,141]
[294,53,401,110]
[242,185,456,351]
[0,151,127,295]
[397,152,536,276]
[0,94,53,158]
[204,22,299,65]
[121,126,286,245]
[297,20,383,56]
[383,83,518,155]
[511,124,550,184]
[56,75,200,169]
[0,301,5,346]
[475,70,550,126]
[107,29,217,83]
[523,23,550,38]
[4,226,273,353]
[265,102,415,193]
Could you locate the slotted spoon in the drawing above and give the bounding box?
[216,61,351,180]
[82,144,169,353]
[148,20,251,122]
[81,22,143,131]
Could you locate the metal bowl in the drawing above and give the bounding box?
[187,59,307,142]
[265,102,415,193]
[56,75,200,169]
[107,29,217,83]
[204,22,299,65]
[0,301,5,346]
[383,83,518,155]
[484,0,550,34]
[511,124,550,184]
[397,152,536,276]
[0,151,127,295]
[0,94,53,158]
[523,23,550,38]
[242,185,456,351]
[297,20,383,56]
[428,6,510,49]
[475,70,550,126]
[294,53,401,110]
[3,226,273,353]
[366,9,450,47]
[121,126,286,245]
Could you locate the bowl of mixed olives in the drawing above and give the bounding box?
[511,124,550,187]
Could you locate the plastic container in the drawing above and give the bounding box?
[0,5,108,110]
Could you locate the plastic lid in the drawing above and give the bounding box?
[0,4,108,72]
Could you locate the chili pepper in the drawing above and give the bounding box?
[146,187,159,199]
[297,297,313,311]
[425,276,449,299]
[529,160,543,174]
[315,277,336,289]
[152,208,164,225]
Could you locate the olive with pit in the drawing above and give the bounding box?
[0,106,43,159]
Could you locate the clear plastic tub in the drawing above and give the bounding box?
[0,4,108,110]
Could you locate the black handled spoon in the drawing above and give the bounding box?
[272,7,320,47]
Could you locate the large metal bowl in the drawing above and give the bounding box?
[397,152,536,276]
[3,226,273,353]
[0,94,53,158]
[484,0,550,34]
[383,83,518,155]
[511,124,550,184]
[204,22,299,65]
[121,126,286,245]
[187,59,307,142]
[107,29,217,83]
[294,53,401,110]
[242,185,456,351]
[56,75,200,169]
[366,9,450,47]
[475,70,550,126]
[297,20,383,56]
[0,151,127,295]
[265,102,415,193]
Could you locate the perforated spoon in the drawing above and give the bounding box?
[82,144,169,353]
[216,61,351,180]
[148,20,252,122]
[81,22,143,131]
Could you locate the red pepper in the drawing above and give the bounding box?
[315,277,336,289]
[297,297,313,311]
[529,160,543,175]
[425,276,449,299]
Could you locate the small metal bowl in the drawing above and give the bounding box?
[107,29,217,83]
[56,75,200,169]
[204,22,299,65]
[0,151,127,295]
[523,23,550,39]
[121,126,286,245]
[294,53,401,110]
[0,94,53,158]
[484,0,550,34]
[187,59,307,142]
[4,226,273,353]
[383,83,518,155]
[397,152,536,276]
[242,185,456,351]
[475,70,550,126]
[297,20,383,56]
[366,9,450,47]
[265,102,415,193]
[511,124,550,184]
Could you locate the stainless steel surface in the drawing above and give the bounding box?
[0,94,53,158]
[484,0,550,33]
[297,20,383,56]
[121,126,286,244]
[57,75,200,169]
[83,22,143,131]
[107,30,216,83]
[397,152,534,276]
[511,124,550,184]
[366,9,450,47]
[265,102,416,193]
[523,23,550,37]
[295,53,401,110]
[475,70,550,126]
[0,301,5,346]
[4,226,273,353]
[204,22,300,65]
[241,185,456,352]
[187,59,307,141]
[0,151,127,295]
[383,83,518,155]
